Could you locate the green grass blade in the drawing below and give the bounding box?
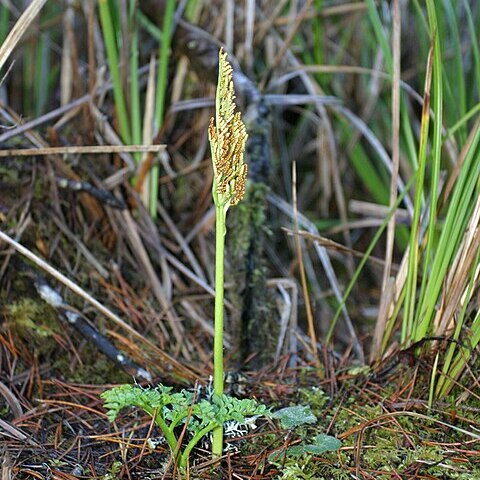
[441,0,466,142]
[437,308,480,398]
[416,126,480,338]
[447,104,480,138]
[98,0,132,144]
[463,0,480,108]
[0,5,9,45]
[137,10,162,41]
[34,32,49,116]
[413,0,443,342]
[129,7,141,165]
[365,0,393,72]
[403,42,434,343]
[150,0,176,219]
[435,248,480,397]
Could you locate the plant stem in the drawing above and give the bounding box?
[212,204,226,457]
[98,0,132,145]
[181,423,218,467]
[129,8,141,167]
[150,0,176,219]
[150,410,178,458]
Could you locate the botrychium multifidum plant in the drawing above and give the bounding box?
[101,49,266,471]
[208,47,248,456]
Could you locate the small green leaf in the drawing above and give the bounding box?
[272,405,317,429]
[268,434,341,463]
[101,385,270,467]
[287,434,342,456]
[312,434,342,452]
[101,384,176,422]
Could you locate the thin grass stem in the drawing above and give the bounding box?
[413,0,443,343]
[98,0,132,144]
[150,0,176,218]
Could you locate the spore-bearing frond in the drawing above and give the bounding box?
[209,49,248,209]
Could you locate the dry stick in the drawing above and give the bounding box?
[0,229,155,370]
[270,2,368,23]
[244,0,255,71]
[0,381,23,418]
[60,1,75,106]
[372,0,402,362]
[0,145,166,157]
[138,55,157,206]
[0,0,47,72]
[283,228,396,271]
[32,272,151,381]
[292,161,322,375]
[224,0,234,51]
[276,66,424,106]
[255,0,290,45]
[0,94,91,143]
[1,228,195,380]
[0,418,39,446]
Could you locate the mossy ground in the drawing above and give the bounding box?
[258,373,480,480]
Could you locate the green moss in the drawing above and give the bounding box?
[4,297,131,384]
[254,382,480,479]
[53,344,132,385]
[6,298,62,355]
[226,182,278,368]
[298,386,329,417]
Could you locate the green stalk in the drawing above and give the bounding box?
[403,41,434,343]
[98,0,132,144]
[154,0,175,127]
[212,204,226,457]
[182,423,218,468]
[138,406,179,457]
[34,32,49,116]
[129,5,141,168]
[413,0,443,342]
[150,0,176,218]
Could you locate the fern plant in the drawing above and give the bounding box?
[101,50,261,471]
[208,48,248,456]
[101,384,267,469]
